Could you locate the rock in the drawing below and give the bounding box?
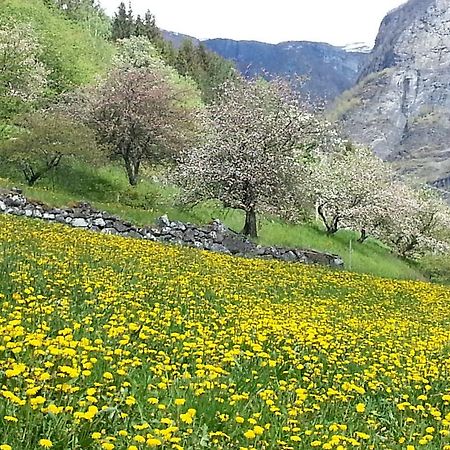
[0,195,344,269]
[156,215,170,228]
[340,0,450,182]
[333,257,345,268]
[55,215,66,223]
[102,228,119,235]
[123,230,144,239]
[4,194,26,207]
[72,218,89,228]
[222,234,255,255]
[93,218,106,228]
[210,219,228,233]
[112,221,130,233]
[210,243,230,254]
[281,251,298,262]
[183,229,196,242]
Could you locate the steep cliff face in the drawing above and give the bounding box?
[339,0,450,182]
[204,39,367,101]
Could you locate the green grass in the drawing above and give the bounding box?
[0,158,424,281]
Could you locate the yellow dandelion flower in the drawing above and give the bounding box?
[38,439,53,448]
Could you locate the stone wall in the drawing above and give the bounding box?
[0,189,344,269]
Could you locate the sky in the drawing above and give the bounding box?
[98,0,408,47]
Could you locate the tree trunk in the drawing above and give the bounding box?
[317,204,339,235]
[125,158,140,186]
[242,208,257,238]
[358,228,368,243]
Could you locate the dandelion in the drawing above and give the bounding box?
[243,430,255,439]
[3,416,18,423]
[356,403,365,413]
[38,439,53,448]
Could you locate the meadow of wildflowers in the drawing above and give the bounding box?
[1,214,450,449]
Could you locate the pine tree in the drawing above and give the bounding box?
[143,10,161,42]
[134,15,146,37]
[111,2,132,40]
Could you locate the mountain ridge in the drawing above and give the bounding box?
[163,31,368,101]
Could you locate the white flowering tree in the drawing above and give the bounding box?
[0,22,48,121]
[175,78,321,238]
[375,183,450,258]
[307,146,393,239]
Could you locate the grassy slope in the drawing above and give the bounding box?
[0,159,423,281]
[0,213,449,449]
[1,0,113,93]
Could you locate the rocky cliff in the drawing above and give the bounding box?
[338,0,450,182]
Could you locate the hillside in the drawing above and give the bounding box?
[336,0,450,183]
[1,0,113,93]
[1,212,450,449]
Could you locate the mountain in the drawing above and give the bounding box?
[161,30,199,48]
[203,39,367,101]
[337,0,450,182]
[162,31,368,102]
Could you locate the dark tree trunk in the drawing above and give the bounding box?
[242,208,257,238]
[317,204,339,235]
[358,228,368,243]
[22,154,62,187]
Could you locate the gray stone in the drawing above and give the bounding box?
[123,230,143,239]
[0,200,5,211]
[157,215,170,227]
[93,218,106,228]
[25,209,33,217]
[210,243,230,254]
[43,213,56,220]
[281,251,298,262]
[102,227,119,235]
[333,257,345,268]
[4,194,26,207]
[184,229,196,242]
[112,222,130,233]
[72,218,89,228]
[55,215,66,223]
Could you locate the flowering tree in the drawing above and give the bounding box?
[175,78,320,238]
[77,64,200,186]
[375,183,450,258]
[0,22,48,120]
[66,38,202,186]
[307,146,393,238]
